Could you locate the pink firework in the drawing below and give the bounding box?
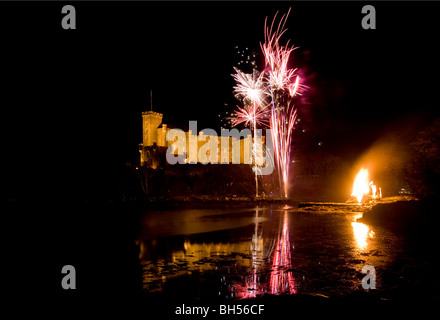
[270,100,298,197]
[231,8,303,197]
[261,8,297,91]
[262,9,302,197]
[231,68,271,197]
[229,102,270,128]
[231,67,270,130]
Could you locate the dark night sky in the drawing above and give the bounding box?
[2,1,440,198]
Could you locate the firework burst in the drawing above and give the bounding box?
[263,8,302,197]
[229,102,270,128]
[232,68,267,107]
[230,8,304,198]
[230,68,271,197]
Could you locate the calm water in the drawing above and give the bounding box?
[136,205,406,299]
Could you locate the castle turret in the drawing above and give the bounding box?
[142,111,163,147]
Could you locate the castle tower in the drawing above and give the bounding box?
[142,111,163,147]
[158,124,167,147]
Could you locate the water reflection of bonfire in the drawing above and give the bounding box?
[235,211,296,298]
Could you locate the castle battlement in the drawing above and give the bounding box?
[142,111,163,118]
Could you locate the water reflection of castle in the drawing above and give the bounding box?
[139,209,296,297]
[139,110,262,168]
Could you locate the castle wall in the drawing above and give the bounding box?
[157,124,168,147]
[141,111,266,167]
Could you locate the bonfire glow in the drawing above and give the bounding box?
[370,181,377,198]
[351,168,370,203]
[351,168,382,203]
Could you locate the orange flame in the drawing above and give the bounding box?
[351,168,370,203]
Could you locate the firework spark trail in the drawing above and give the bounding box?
[261,8,297,90]
[229,102,270,197]
[231,8,302,197]
[262,8,301,197]
[271,102,298,197]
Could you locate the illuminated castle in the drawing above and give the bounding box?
[139,109,263,168]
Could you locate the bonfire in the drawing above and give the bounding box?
[348,168,382,204]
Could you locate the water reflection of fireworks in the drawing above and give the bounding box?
[234,210,297,298]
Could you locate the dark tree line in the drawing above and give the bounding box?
[404,118,440,199]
